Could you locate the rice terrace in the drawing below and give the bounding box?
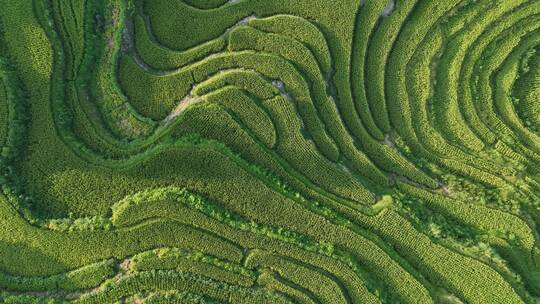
[1,0,540,303]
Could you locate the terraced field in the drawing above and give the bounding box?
[1,0,540,303]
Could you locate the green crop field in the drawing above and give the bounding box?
[1,0,540,303]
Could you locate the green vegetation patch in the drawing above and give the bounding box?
[0,0,539,303]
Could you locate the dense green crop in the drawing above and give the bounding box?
[1,0,539,303]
